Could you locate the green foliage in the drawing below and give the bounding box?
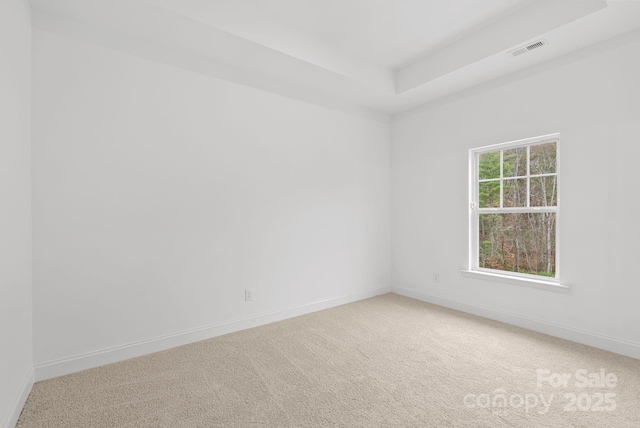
[476,143,558,278]
[479,181,500,207]
[479,151,500,179]
[503,147,526,177]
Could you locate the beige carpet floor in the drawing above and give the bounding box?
[17,293,640,427]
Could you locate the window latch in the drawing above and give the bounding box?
[470,202,476,210]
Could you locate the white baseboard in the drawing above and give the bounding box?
[34,286,392,381]
[392,286,640,360]
[2,367,34,428]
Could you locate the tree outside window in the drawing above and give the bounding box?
[471,135,559,280]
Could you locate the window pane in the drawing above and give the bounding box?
[530,176,557,207]
[503,178,526,207]
[503,147,526,177]
[479,151,500,180]
[479,213,556,276]
[530,142,556,175]
[479,181,500,208]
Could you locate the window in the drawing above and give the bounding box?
[468,134,559,284]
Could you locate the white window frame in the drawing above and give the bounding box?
[463,133,568,292]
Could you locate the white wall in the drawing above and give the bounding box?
[392,33,640,356]
[32,30,391,373]
[0,0,34,426]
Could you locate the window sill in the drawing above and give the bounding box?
[460,270,570,293]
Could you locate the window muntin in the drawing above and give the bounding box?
[470,134,559,281]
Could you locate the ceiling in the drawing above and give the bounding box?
[146,0,535,69]
[29,0,640,121]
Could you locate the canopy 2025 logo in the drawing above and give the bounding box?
[537,369,617,412]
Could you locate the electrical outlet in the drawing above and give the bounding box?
[245,289,253,301]
[433,273,440,283]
